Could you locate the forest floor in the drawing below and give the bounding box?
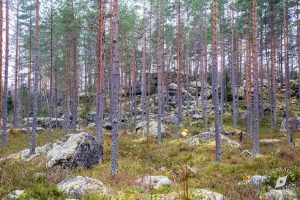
[0,117,300,199]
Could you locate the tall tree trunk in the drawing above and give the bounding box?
[146,0,153,135]
[13,2,20,127]
[0,0,2,127]
[96,0,106,150]
[297,0,300,112]
[130,47,137,133]
[27,11,33,133]
[1,0,8,146]
[202,26,208,131]
[157,0,163,143]
[176,0,182,138]
[63,42,71,134]
[270,0,277,130]
[259,14,264,117]
[110,0,120,177]
[212,0,222,162]
[246,32,252,135]
[49,0,54,119]
[252,0,260,155]
[220,36,225,131]
[141,1,147,125]
[283,0,293,146]
[29,0,40,155]
[231,9,238,128]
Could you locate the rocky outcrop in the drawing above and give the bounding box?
[263,189,297,200]
[136,120,167,136]
[0,143,52,163]
[46,132,103,169]
[57,176,108,199]
[189,189,224,200]
[24,117,65,129]
[186,132,240,148]
[139,175,172,189]
[280,117,300,132]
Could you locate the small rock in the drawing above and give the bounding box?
[87,123,96,128]
[263,189,297,200]
[260,139,281,146]
[57,176,108,199]
[159,167,167,172]
[139,176,172,189]
[3,190,25,200]
[192,114,202,120]
[249,175,266,186]
[190,189,224,200]
[241,150,253,158]
[155,192,180,200]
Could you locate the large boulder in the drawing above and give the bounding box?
[58,176,108,199]
[136,120,167,136]
[280,117,300,132]
[46,132,103,169]
[139,175,172,189]
[186,132,240,148]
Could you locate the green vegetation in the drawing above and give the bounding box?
[0,122,299,199]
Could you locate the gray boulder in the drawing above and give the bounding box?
[139,175,172,189]
[46,132,103,169]
[0,143,52,163]
[190,189,224,200]
[281,117,300,132]
[136,120,167,136]
[186,132,240,148]
[263,189,297,200]
[58,176,108,199]
[249,175,267,186]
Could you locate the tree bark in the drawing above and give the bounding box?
[110,0,120,177]
[29,0,41,155]
[176,0,182,138]
[252,0,260,155]
[212,0,222,162]
[96,0,106,149]
[2,0,9,146]
[13,2,20,127]
[269,0,277,130]
[0,0,2,127]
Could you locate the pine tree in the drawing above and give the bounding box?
[176,0,182,138]
[212,0,222,162]
[29,0,41,155]
[269,0,277,130]
[0,0,3,127]
[13,1,20,127]
[252,0,260,155]
[95,0,106,149]
[2,0,9,146]
[157,0,163,144]
[110,0,120,177]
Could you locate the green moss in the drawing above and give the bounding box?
[21,186,66,200]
